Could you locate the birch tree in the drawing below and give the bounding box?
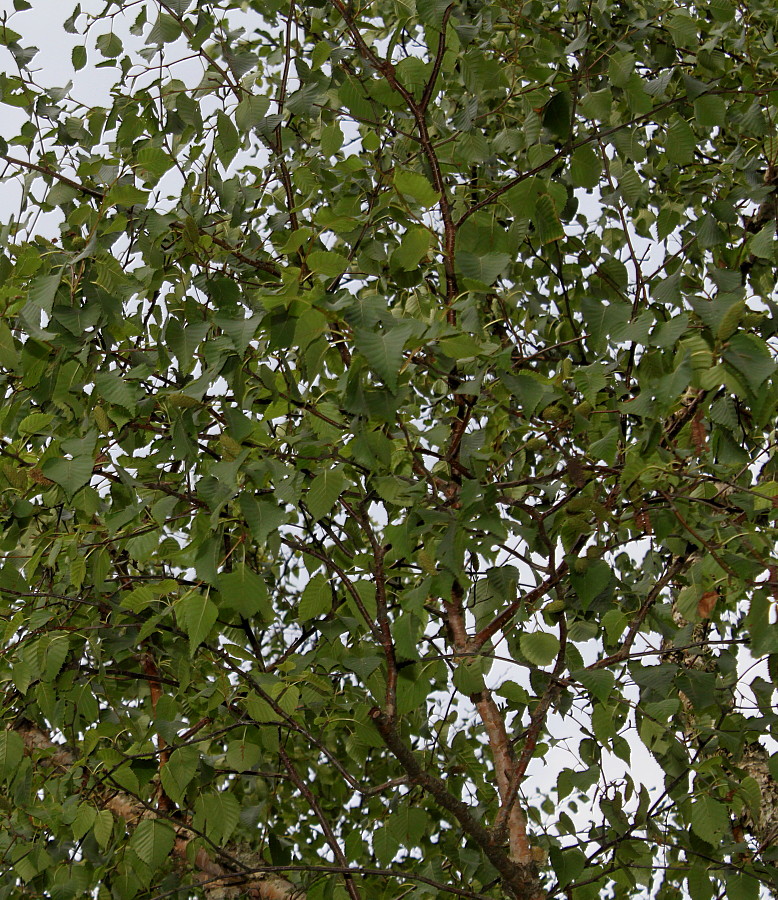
[0,0,778,898]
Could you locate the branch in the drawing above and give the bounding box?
[588,553,691,670]
[473,690,535,868]
[495,619,568,849]
[472,565,568,650]
[419,5,455,113]
[1,153,104,200]
[329,0,458,302]
[278,743,361,900]
[369,709,540,900]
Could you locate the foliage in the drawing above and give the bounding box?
[1,0,778,898]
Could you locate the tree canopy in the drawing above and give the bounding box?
[1,0,778,897]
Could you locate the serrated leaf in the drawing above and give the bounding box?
[520,631,560,666]
[72,45,86,71]
[43,634,69,680]
[298,572,332,619]
[534,193,564,244]
[666,115,695,166]
[176,592,218,654]
[457,251,509,284]
[130,819,175,872]
[41,455,93,497]
[225,736,261,772]
[570,143,601,188]
[196,792,240,844]
[105,183,149,208]
[94,371,138,411]
[749,222,775,260]
[216,109,240,161]
[392,226,432,271]
[690,796,729,845]
[18,412,54,435]
[239,494,286,543]
[306,249,349,277]
[373,824,400,865]
[723,333,775,392]
[219,564,271,620]
[694,94,726,128]
[320,122,343,157]
[72,803,97,841]
[160,745,199,805]
[353,323,414,392]
[28,272,61,313]
[569,560,611,607]
[574,668,615,703]
[0,730,23,782]
[394,170,439,207]
[306,468,346,521]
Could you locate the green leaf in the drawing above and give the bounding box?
[570,144,601,188]
[130,819,175,872]
[72,45,87,71]
[235,95,271,131]
[96,31,123,58]
[94,371,138,411]
[225,736,261,772]
[18,412,55,435]
[353,323,414,392]
[176,592,218,654]
[320,123,343,157]
[392,227,432,271]
[549,846,586,888]
[690,796,729,845]
[723,333,775,392]
[41,456,93,497]
[298,572,331,619]
[306,250,349,277]
[195,792,240,844]
[749,222,775,260]
[219,564,272,620]
[160,745,200,805]
[93,810,114,849]
[28,273,61,313]
[457,251,509,283]
[105,183,149,208]
[569,560,611,607]
[239,495,286,543]
[0,730,23,782]
[666,115,695,166]
[72,804,97,841]
[534,193,564,244]
[0,320,18,370]
[574,669,615,703]
[394,170,440,207]
[216,109,240,161]
[306,468,346,521]
[694,94,726,128]
[520,632,560,666]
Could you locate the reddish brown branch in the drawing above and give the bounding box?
[419,5,455,113]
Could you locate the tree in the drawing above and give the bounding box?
[0,0,777,897]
